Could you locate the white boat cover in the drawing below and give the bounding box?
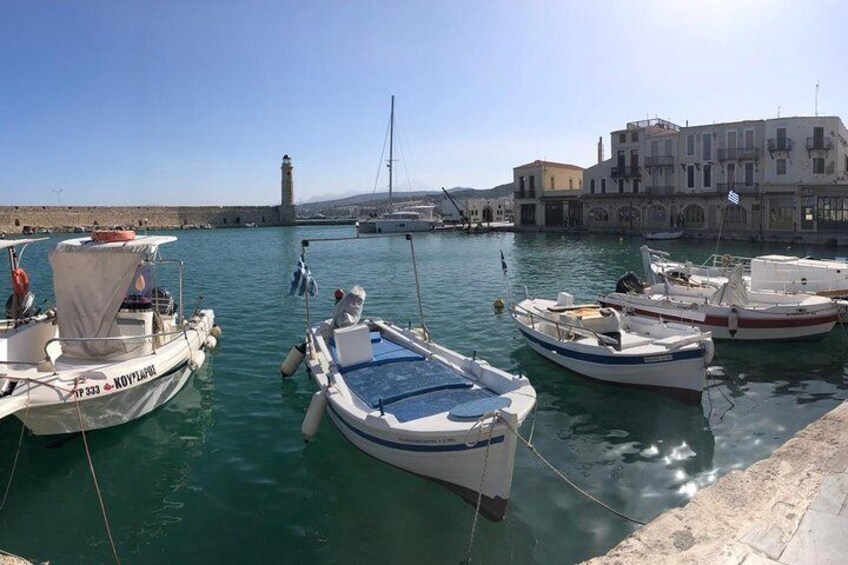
[48,236,176,359]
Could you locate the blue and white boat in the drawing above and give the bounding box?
[513,293,713,402]
[302,287,536,521]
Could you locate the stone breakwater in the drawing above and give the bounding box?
[0,205,294,232]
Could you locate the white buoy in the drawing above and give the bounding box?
[210,324,222,338]
[189,349,206,371]
[302,389,328,441]
[205,336,218,350]
[280,343,307,377]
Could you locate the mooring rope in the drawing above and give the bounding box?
[499,415,646,526]
[73,378,121,565]
[463,413,496,565]
[0,382,30,513]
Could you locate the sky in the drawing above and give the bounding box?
[2,0,848,206]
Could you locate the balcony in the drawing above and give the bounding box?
[514,190,536,199]
[643,155,674,168]
[717,147,761,161]
[716,182,760,194]
[767,138,794,152]
[644,185,675,195]
[610,164,641,178]
[806,136,834,151]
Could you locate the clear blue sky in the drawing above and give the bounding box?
[2,1,847,206]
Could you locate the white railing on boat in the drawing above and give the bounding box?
[512,304,618,346]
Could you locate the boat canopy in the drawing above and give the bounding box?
[0,238,48,250]
[48,236,177,359]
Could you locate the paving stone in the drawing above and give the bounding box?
[780,508,848,565]
[741,521,786,560]
[740,552,782,565]
[825,447,848,473]
[808,473,848,516]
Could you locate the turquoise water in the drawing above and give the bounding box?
[1,227,847,564]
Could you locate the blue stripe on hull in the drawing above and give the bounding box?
[327,403,505,452]
[517,326,704,365]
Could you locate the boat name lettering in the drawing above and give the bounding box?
[397,437,455,444]
[644,355,673,363]
[113,365,158,389]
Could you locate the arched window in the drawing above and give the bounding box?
[683,204,705,227]
[645,204,668,229]
[588,207,609,223]
[724,205,747,227]
[617,206,640,227]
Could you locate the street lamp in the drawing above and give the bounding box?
[52,188,63,206]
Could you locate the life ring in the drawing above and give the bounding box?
[11,267,29,297]
[91,230,136,242]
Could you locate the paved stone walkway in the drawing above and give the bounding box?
[585,402,848,565]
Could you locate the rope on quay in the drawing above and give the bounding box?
[73,379,121,565]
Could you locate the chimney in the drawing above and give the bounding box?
[597,136,604,164]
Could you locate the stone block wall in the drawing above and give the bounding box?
[0,205,296,232]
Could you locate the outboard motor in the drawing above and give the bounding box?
[151,287,175,316]
[615,272,646,295]
[5,291,38,320]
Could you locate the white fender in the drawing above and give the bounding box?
[210,325,223,338]
[204,336,218,350]
[702,338,715,366]
[302,389,328,441]
[189,349,206,371]
[728,308,739,337]
[280,343,307,377]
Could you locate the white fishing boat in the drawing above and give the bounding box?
[513,293,713,402]
[0,233,219,435]
[599,247,839,341]
[645,228,683,240]
[289,235,535,521]
[357,96,438,235]
[1,238,57,367]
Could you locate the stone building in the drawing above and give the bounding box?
[441,197,509,224]
[513,160,584,228]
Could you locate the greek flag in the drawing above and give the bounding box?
[727,190,740,205]
[500,250,508,274]
[289,254,318,297]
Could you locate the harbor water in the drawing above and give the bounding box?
[1,227,847,564]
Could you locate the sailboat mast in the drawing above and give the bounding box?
[388,94,394,209]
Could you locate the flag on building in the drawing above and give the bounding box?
[289,254,318,297]
[500,250,508,274]
[727,190,740,205]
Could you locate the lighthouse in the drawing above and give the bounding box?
[279,155,296,225]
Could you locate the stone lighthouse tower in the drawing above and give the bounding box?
[279,154,296,225]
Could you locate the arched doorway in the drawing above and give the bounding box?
[482,206,493,223]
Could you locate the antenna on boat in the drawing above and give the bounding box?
[406,234,429,341]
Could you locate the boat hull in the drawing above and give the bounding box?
[357,219,435,234]
[516,324,706,402]
[599,294,836,340]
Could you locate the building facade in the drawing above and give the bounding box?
[580,116,848,241]
[513,160,584,228]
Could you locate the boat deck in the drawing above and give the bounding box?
[329,332,494,423]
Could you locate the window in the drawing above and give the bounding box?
[651,140,658,156]
[744,129,754,148]
[630,149,638,165]
[768,196,795,230]
[664,138,672,156]
[590,179,595,194]
[777,159,786,175]
[687,135,695,156]
[617,150,626,167]
[633,179,640,193]
[776,127,787,150]
[703,164,712,188]
[617,206,640,227]
[813,158,825,174]
[813,126,824,147]
[529,175,535,193]
[817,197,848,231]
[519,176,525,193]
[632,131,639,142]
[568,178,573,190]
[687,165,695,188]
[589,208,609,223]
[727,163,736,185]
[551,176,556,190]
[724,206,747,227]
[683,205,705,227]
[601,179,606,193]
[618,179,624,193]
[619,132,626,143]
[520,204,536,225]
[744,162,755,186]
[702,133,712,160]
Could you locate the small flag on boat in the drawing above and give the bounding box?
[289,254,318,297]
[500,250,508,274]
[727,190,740,205]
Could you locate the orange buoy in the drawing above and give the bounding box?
[91,230,136,242]
[11,267,29,297]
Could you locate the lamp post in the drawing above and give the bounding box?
[52,188,63,206]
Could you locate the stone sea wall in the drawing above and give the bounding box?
[0,205,295,232]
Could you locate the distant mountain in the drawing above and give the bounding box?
[297,183,513,211]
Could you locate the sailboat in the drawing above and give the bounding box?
[357,96,437,234]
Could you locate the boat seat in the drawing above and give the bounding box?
[616,334,656,350]
[343,356,471,409]
[328,332,424,372]
[653,334,702,349]
[449,396,511,420]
